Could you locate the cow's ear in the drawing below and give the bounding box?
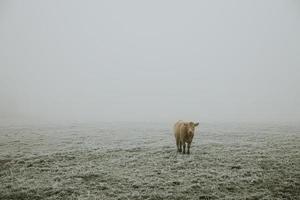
[194,122,199,127]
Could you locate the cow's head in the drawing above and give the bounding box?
[185,122,199,137]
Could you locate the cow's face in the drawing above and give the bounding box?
[186,122,199,137]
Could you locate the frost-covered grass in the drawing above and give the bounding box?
[0,123,299,199]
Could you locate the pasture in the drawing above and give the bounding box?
[0,123,299,200]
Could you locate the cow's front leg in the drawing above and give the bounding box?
[182,143,186,154]
[187,143,191,154]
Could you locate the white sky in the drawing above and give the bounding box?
[1,0,300,124]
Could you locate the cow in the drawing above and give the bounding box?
[174,120,199,154]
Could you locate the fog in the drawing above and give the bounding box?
[0,0,300,124]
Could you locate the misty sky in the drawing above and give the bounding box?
[0,0,300,124]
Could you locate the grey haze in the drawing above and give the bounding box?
[0,0,300,124]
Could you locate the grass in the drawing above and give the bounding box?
[0,123,299,199]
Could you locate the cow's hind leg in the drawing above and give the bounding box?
[178,141,182,152]
[176,138,181,152]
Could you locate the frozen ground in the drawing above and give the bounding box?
[0,122,299,200]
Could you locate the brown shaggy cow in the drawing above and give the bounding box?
[174,120,199,154]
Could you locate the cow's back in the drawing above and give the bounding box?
[174,120,184,140]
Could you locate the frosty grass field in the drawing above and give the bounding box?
[0,122,299,200]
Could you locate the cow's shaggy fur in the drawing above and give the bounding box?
[174,120,199,154]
